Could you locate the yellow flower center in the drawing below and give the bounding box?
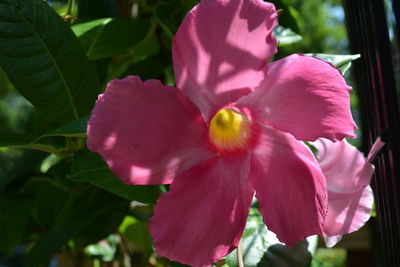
[209,108,252,152]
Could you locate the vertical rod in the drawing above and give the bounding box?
[343,0,400,266]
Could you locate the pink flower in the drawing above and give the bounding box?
[313,139,374,247]
[87,0,356,266]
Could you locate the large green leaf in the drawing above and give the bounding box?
[23,187,128,267]
[69,149,162,204]
[72,18,152,60]
[0,0,100,123]
[304,53,361,75]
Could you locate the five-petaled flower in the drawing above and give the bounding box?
[87,0,357,266]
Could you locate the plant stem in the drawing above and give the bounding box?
[64,0,75,23]
[66,0,74,17]
[237,239,244,267]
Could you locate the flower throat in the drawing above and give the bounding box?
[208,108,252,152]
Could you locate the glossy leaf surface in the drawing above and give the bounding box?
[69,150,163,204]
[0,0,100,123]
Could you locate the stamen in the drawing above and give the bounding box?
[209,108,252,152]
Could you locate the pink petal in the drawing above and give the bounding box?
[173,0,278,119]
[312,138,374,247]
[87,76,211,185]
[323,186,374,247]
[251,124,328,246]
[313,138,374,193]
[236,54,357,142]
[323,235,342,248]
[149,156,254,267]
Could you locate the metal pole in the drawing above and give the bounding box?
[343,0,400,266]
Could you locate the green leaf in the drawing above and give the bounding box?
[257,240,314,267]
[106,35,162,80]
[119,216,153,265]
[41,116,88,138]
[69,149,162,204]
[84,234,119,262]
[27,178,69,229]
[23,187,127,267]
[71,18,112,37]
[74,203,129,250]
[274,25,302,46]
[0,116,87,156]
[0,150,48,189]
[0,196,33,254]
[125,54,170,80]
[154,0,197,39]
[0,133,41,147]
[304,53,361,75]
[74,18,152,60]
[269,0,300,34]
[0,0,100,124]
[153,2,178,38]
[0,133,66,157]
[225,208,318,267]
[225,208,269,266]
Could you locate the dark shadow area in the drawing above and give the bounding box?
[257,240,311,267]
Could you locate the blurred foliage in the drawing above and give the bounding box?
[312,248,347,267]
[0,0,364,266]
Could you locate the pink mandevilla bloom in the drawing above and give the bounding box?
[313,139,374,247]
[87,0,357,266]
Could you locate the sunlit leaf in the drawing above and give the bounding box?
[84,234,119,262]
[225,207,318,267]
[304,53,361,75]
[274,25,302,46]
[225,208,269,266]
[71,18,112,37]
